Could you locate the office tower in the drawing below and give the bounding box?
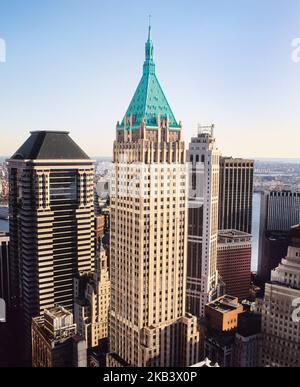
[204,295,243,367]
[218,157,254,234]
[261,224,300,367]
[74,245,110,349]
[8,131,95,360]
[108,27,200,367]
[233,312,262,368]
[258,191,300,282]
[217,230,252,301]
[263,191,300,231]
[32,306,87,367]
[0,232,10,306]
[186,125,220,318]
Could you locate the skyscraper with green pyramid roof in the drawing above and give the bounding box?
[117,23,181,132]
[108,25,201,368]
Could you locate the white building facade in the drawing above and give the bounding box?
[186,125,220,317]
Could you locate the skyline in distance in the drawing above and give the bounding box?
[0,0,300,158]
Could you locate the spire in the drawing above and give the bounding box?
[148,14,152,40]
[118,23,180,130]
[144,16,155,74]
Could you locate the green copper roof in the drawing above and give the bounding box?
[118,25,180,130]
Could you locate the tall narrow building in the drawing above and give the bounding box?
[218,157,254,234]
[8,131,95,361]
[186,125,220,318]
[108,27,200,367]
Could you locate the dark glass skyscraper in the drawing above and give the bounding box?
[218,157,254,234]
[257,190,300,282]
[7,131,95,362]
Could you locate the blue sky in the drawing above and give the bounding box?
[0,0,300,158]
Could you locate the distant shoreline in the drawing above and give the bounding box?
[254,158,300,163]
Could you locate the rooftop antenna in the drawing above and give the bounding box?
[198,123,215,137]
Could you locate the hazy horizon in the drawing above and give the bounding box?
[2,155,300,163]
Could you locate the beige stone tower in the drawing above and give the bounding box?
[107,27,200,367]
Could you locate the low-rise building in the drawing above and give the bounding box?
[32,306,87,367]
[204,295,244,367]
[205,295,244,332]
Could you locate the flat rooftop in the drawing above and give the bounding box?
[206,295,242,314]
[218,229,251,237]
[45,306,72,320]
[220,157,254,164]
